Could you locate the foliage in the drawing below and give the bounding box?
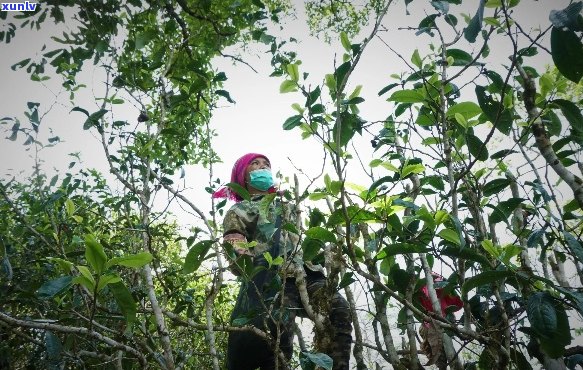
[2,0,583,370]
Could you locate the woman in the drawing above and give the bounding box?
[214,153,353,370]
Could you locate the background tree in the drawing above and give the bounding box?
[1,1,583,370]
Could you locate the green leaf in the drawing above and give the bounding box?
[286,64,299,82]
[135,30,156,50]
[36,276,73,300]
[281,222,299,234]
[258,193,277,220]
[466,134,488,161]
[83,109,107,130]
[340,31,351,52]
[402,163,425,178]
[45,332,62,360]
[184,240,214,274]
[280,80,297,93]
[305,227,336,244]
[411,49,422,69]
[527,229,545,249]
[562,231,583,264]
[72,276,95,291]
[76,265,95,285]
[527,292,557,339]
[335,61,351,89]
[465,0,485,43]
[283,115,303,130]
[84,235,107,275]
[438,228,461,246]
[462,270,515,295]
[552,99,583,133]
[441,246,491,267]
[378,83,399,96]
[226,183,250,201]
[333,111,358,147]
[301,352,333,370]
[541,110,562,137]
[327,206,377,227]
[383,243,429,256]
[110,281,136,335]
[475,85,513,135]
[483,178,511,197]
[490,149,518,160]
[539,301,571,358]
[65,198,75,217]
[105,252,153,269]
[216,89,235,103]
[445,49,474,66]
[551,27,583,83]
[97,272,121,291]
[388,90,425,103]
[446,101,482,119]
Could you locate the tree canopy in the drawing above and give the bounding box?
[1,1,583,369]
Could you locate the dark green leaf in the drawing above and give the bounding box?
[226,183,250,201]
[538,301,571,358]
[464,0,485,43]
[45,332,61,360]
[490,149,518,160]
[383,243,429,256]
[338,272,356,289]
[552,99,583,133]
[549,2,583,31]
[301,352,333,370]
[335,61,351,90]
[333,112,358,147]
[466,134,488,161]
[36,276,73,300]
[527,292,557,339]
[378,83,399,96]
[509,348,533,370]
[462,270,515,296]
[302,237,324,262]
[483,178,511,197]
[305,227,336,244]
[283,115,303,130]
[110,281,136,335]
[83,109,107,130]
[475,85,513,135]
[527,229,545,249]
[551,28,583,83]
[441,246,491,267]
[542,110,562,136]
[184,240,214,274]
[215,89,235,103]
[562,231,583,264]
[326,206,377,227]
[445,49,474,66]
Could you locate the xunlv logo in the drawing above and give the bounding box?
[1,2,37,11]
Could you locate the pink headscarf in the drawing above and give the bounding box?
[417,274,463,320]
[213,153,276,202]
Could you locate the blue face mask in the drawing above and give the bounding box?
[249,169,274,191]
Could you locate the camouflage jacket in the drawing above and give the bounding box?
[223,194,323,273]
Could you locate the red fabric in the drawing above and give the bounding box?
[213,153,276,202]
[417,274,463,317]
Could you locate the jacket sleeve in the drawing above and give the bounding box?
[222,202,257,240]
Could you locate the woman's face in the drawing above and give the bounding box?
[245,157,271,190]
